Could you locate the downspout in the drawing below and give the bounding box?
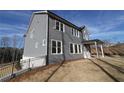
[46,15,49,65]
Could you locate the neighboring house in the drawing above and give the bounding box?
[21,11,104,69]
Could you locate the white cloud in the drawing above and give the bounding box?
[0,23,28,36]
[90,30,124,42]
[0,11,32,17]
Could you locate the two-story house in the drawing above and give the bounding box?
[22,11,104,69]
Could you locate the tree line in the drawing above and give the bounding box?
[0,35,23,64]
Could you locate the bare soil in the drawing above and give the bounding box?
[9,56,124,82]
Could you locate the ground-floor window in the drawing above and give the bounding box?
[75,44,78,53]
[70,43,82,54]
[51,40,62,54]
[70,43,73,53]
[78,44,82,54]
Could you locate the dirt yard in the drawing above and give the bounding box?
[9,56,124,82]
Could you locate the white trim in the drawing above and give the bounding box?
[63,23,65,32]
[75,30,77,37]
[59,21,61,31]
[53,20,56,29]
[54,19,65,32]
[69,42,74,54]
[55,20,60,31]
[77,44,79,54]
[78,31,80,38]
[78,44,82,54]
[69,42,82,54]
[80,44,83,54]
[72,28,80,38]
[51,39,63,55]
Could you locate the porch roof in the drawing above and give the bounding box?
[82,39,104,45]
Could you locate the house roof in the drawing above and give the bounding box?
[33,10,85,31]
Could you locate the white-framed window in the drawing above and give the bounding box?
[78,44,82,54]
[75,44,78,54]
[69,43,74,54]
[72,28,74,36]
[55,20,60,30]
[60,23,65,32]
[75,30,77,37]
[51,40,63,54]
[55,20,65,32]
[69,43,82,54]
[83,30,89,40]
[77,31,80,38]
[72,28,80,38]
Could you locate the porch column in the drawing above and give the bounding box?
[100,44,104,57]
[95,41,99,58]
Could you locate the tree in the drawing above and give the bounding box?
[12,35,18,48]
[1,36,10,47]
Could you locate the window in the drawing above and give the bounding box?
[72,28,80,38]
[70,43,73,53]
[55,20,59,30]
[74,29,76,36]
[69,43,82,54]
[51,40,62,54]
[60,23,65,32]
[78,45,82,54]
[52,41,56,53]
[57,41,61,53]
[55,20,65,32]
[72,28,74,36]
[77,31,80,37]
[75,44,78,53]
[83,30,89,40]
[75,30,77,37]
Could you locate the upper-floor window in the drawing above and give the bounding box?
[83,30,89,40]
[72,28,80,38]
[60,23,65,32]
[55,20,60,30]
[77,31,80,37]
[51,40,63,54]
[74,29,77,36]
[55,20,65,32]
[72,28,74,36]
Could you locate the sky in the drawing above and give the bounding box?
[0,10,124,47]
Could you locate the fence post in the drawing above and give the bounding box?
[11,61,15,77]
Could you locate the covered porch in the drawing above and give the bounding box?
[82,39,105,58]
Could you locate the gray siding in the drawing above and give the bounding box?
[48,17,84,64]
[23,14,48,57]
